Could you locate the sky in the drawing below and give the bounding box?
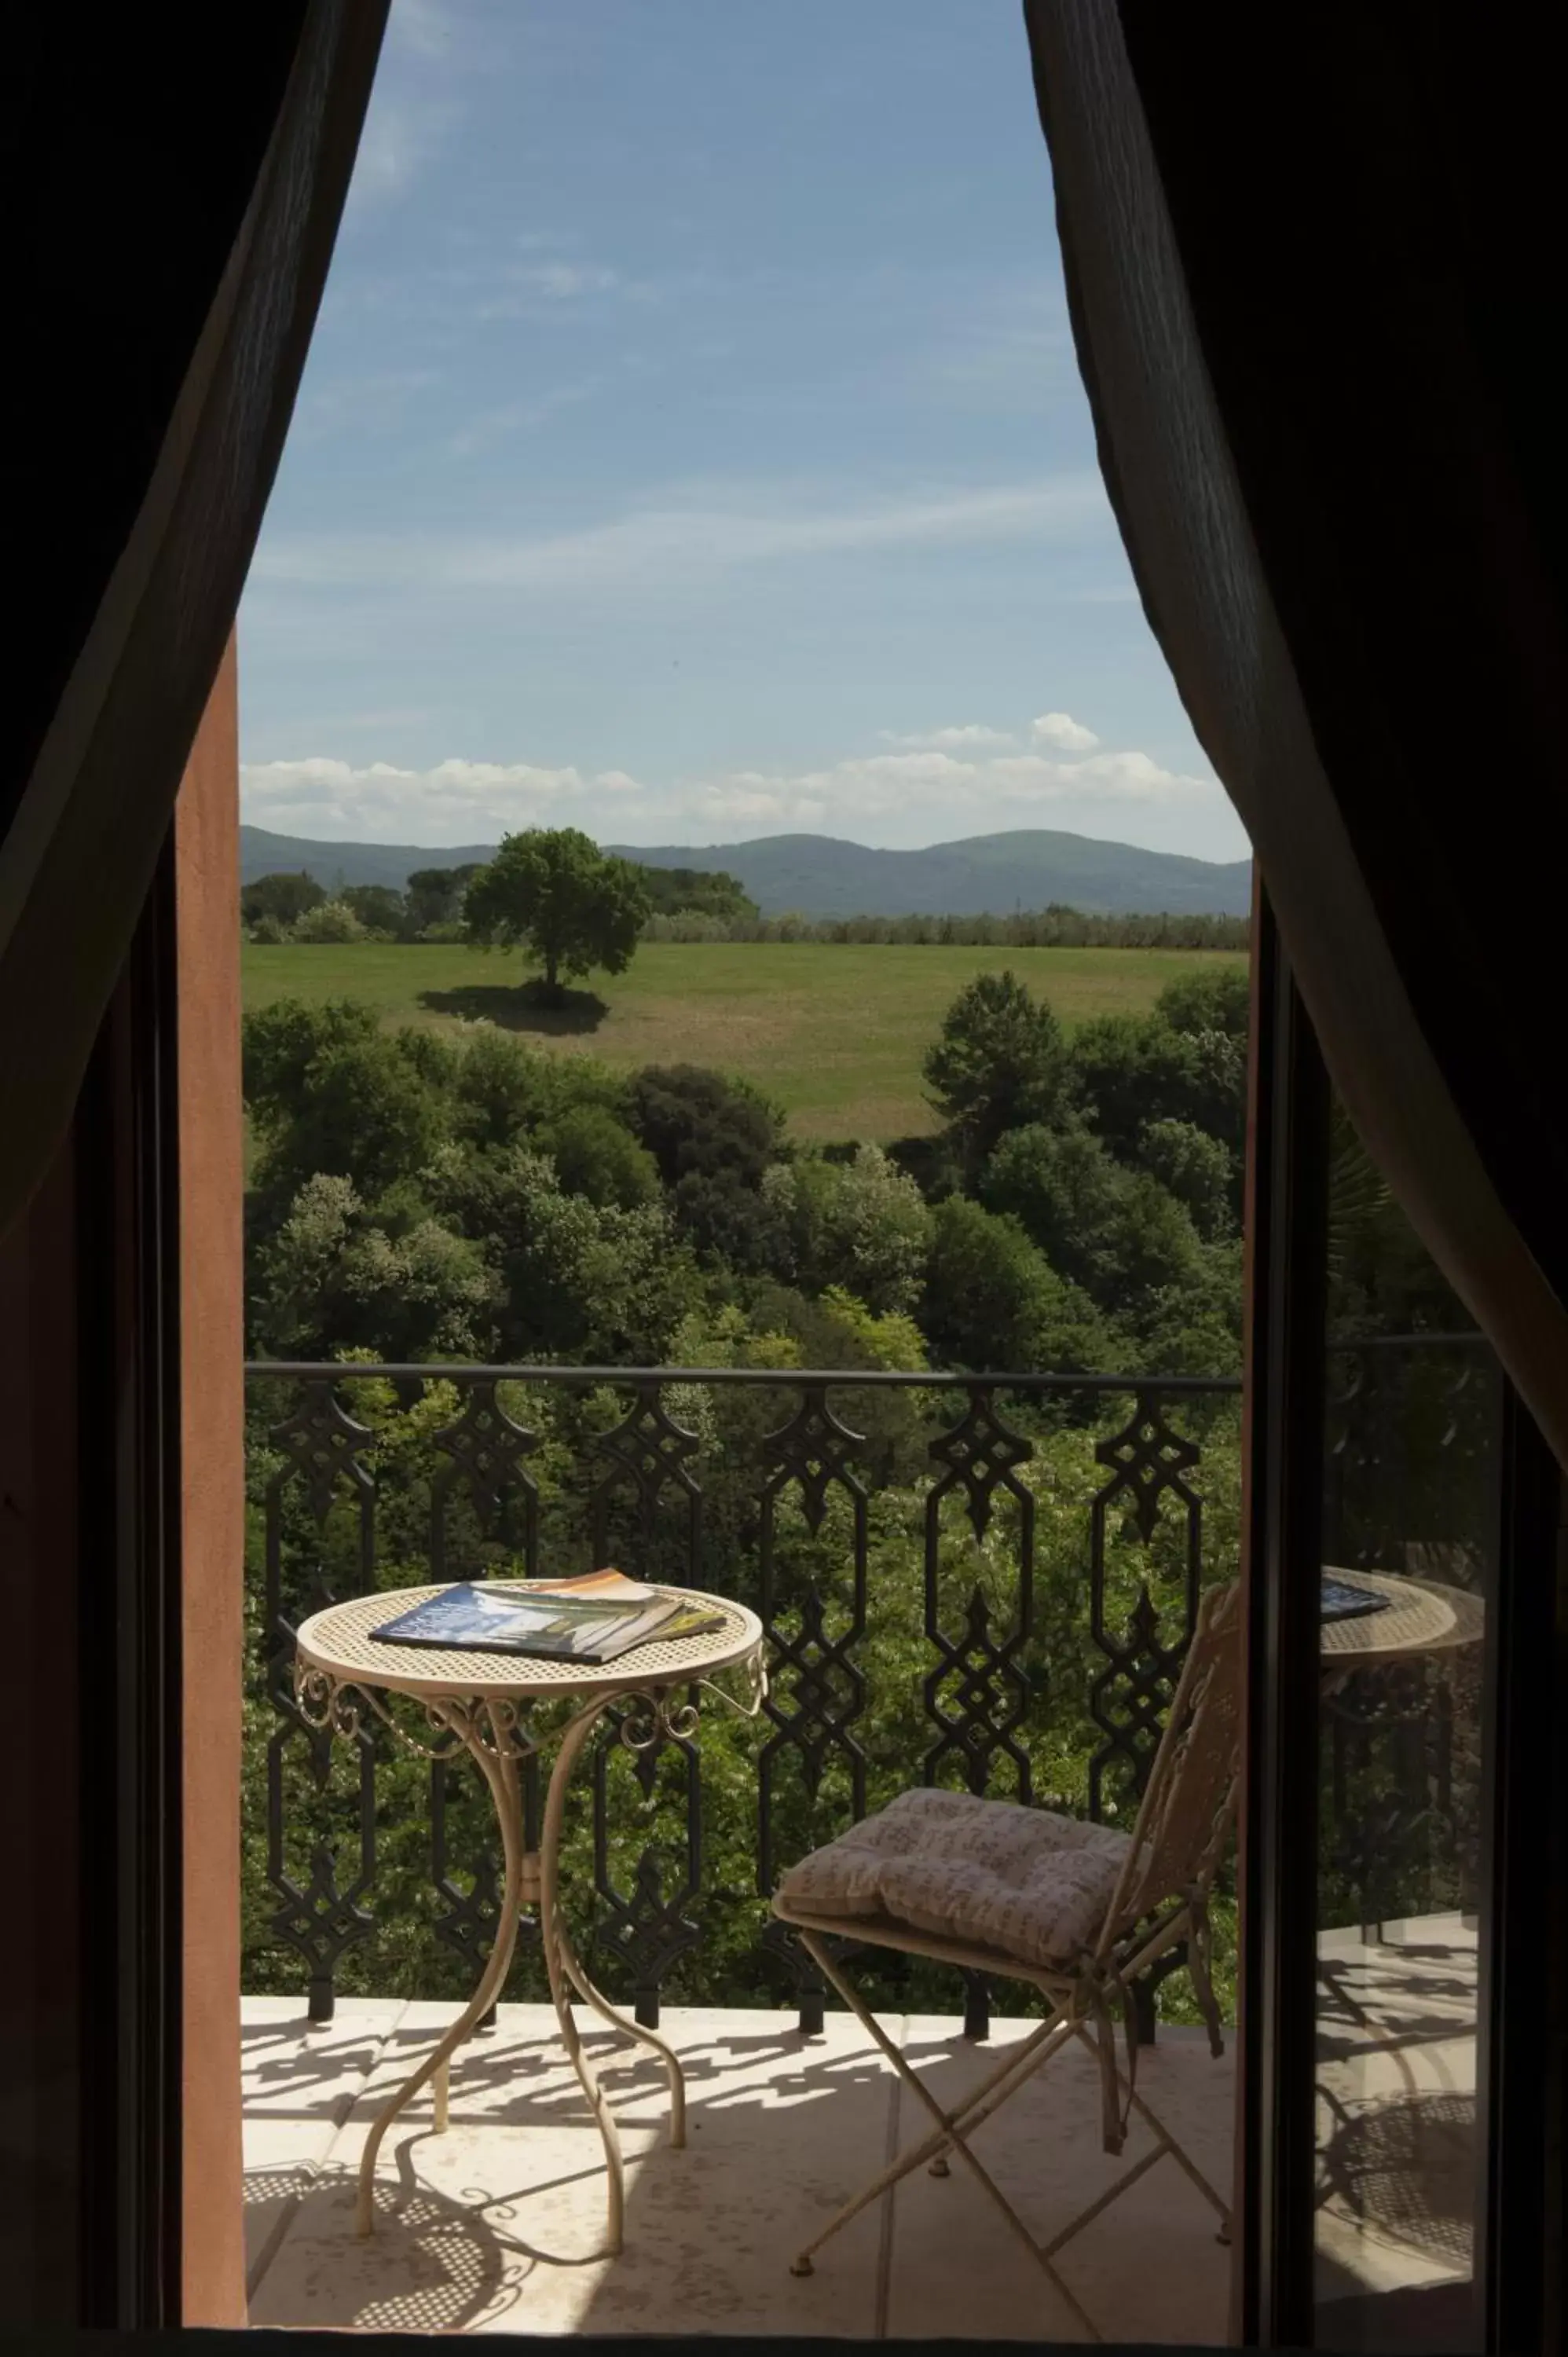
[238,0,1250,864]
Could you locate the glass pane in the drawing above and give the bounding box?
[1313,1098,1499,2352]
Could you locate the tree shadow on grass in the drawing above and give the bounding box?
[418,981,610,1036]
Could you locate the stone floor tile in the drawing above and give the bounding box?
[242,2000,408,2298]
[247,2003,896,2337]
[881,2018,1232,2344]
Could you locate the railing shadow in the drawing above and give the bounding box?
[244,2005,1236,2339]
[246,2015,908,2333]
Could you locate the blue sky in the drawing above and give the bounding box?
[240,0,1248,863]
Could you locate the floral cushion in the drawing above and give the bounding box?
[776,1788,1132,1970]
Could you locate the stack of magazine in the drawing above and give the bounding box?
[370,1569,725,1666]
[1321,1571,1392,1622]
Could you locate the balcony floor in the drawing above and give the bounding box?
[243,1997,1236,2341]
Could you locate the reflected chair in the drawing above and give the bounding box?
[771,1578,1241,2333]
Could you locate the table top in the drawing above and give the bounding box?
[296,1582,764,1703]
[1319,1570,1485,1667]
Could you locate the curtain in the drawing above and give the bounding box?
[1,2,390,1239]
[1020,3,1568,1467]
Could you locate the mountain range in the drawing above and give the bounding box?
[239,823,1251,919]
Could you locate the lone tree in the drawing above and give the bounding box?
[463,828,650,1000]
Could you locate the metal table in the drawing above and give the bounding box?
[294,1583,766,2250]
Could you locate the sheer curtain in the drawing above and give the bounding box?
[1022,2,1568,1467]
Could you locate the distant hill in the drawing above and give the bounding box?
[240,827,499,893]
[240,823,1251,918]
[613,831,1251,918]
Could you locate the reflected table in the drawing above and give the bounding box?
[1314,1571,1488,2293]
[294,1584,765,2250]
[1320,1569,1485,1689]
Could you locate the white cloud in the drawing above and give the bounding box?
[294,369,441,444]
[240,728,1226,852]
[390,0,454,57]
[684,778,830,830]
[1031,710,1100,751]
[445,377,604,459]
[518,262,619,299]
[342,0,468,213]
[691,746,1214,832]
[474,262,624,318]
[240,756,643,843]
[345,96,456,207]
[881,724,1017,750]
[251,475,1110,598]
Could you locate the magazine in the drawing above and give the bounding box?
[369,1569,724,1663]
[1321,1572,1392,1623]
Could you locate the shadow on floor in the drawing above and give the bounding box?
[418,982,609,1035]
[247,2153,549,2334]
[245,2008,1236,2342]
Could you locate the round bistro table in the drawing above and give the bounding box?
[294,1583,765,2249]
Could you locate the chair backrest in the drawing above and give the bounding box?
[1098,1578,1243,1946]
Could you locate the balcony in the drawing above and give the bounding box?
[241,1997,1236,2337]
[240,1349,1489,2336]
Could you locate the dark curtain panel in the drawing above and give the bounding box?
[1021,2,1568,1468]
[1,0,390,1238]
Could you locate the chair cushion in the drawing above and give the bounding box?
[776,1789,1132,1970]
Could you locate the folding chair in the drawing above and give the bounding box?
[771,1578,1241,2334]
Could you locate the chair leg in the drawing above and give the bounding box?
[1031,2019,1233,2255]
[1185,1912,1226,2061]
[786,1959,1064,2267]
[789,1945,1077,2263]
[793,1934,1102,2343]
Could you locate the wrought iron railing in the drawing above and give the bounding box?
[244,1362,1242,2036]
[242,1337,1496,2036]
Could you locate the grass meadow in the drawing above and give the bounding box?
[242,939,1247,1142]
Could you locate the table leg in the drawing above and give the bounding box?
[355,1719,526,2239]
[537,1695,690,2257]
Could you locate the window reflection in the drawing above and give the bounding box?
[1313,1101,1497,2353]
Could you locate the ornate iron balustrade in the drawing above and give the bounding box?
[245,1361,1243,2039]
[244,1336,1498,2036]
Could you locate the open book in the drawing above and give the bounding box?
[369,1569,725,1664]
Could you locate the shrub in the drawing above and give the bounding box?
[536,1104,661,1211]
[1138,1118,1236,1241]
[291,897,369,944]
[760,1145,931,1315]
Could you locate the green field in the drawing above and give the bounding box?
[242,940,1247,1142]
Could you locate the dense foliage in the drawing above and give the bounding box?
[243,858,1247,951]
[242,869,328,930]
[243,965,1247,1382]
[643,906,1251,949]
[244,852,755,945]
[636,864,758,923]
